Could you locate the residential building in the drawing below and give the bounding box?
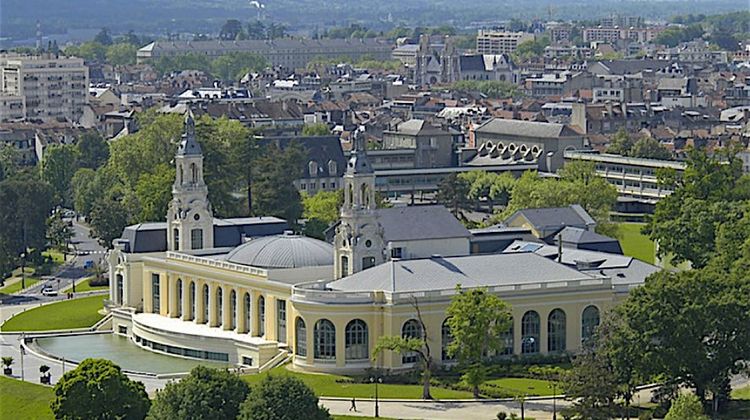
[476,30,535,55]
[382,119,456,168]
[137,39,391,70]
[0,54,88,123]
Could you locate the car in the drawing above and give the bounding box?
[41,286,58,297]
[83,260,94,270]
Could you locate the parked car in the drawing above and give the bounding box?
[83,260,94,270]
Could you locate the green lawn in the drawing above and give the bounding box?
[243,366,473,399]
[1,295,105,332]
[617,222,655,264]
[0,277,41,294]
[0,375,54,420]
[733,386,750,400]
[62,277,108,293]
[483,377,556,396]
[42,250,66,264]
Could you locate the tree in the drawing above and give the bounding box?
[606,129,635,155]
[65,41,107,61]
[0,144,19,182]
[106,43,138,66]
[134,164,174,223]
[148,366,249,420]
[238,375,331,420]
[219,19,245,40]
[302,190,342,239]
[252,144,304,226]
[563,346,619,419]
[76,131,109,170]
[514,36,550,61]
[630,136,671,160]
[94,28,113,46]
[445,286,512,398]
[210,53,267,83]
[374,297,434,399]
[41,144,79,207]
[301,123,331,136]
[47,212,73,256]
[665,393,709,420]
[438,173,470,218]
[89,193,130,248]
[51,358,149,420]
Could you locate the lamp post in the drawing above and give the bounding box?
[20,252,26,290]
[370,376,382,418]
[552,381,557,420]
[19,334,25,382]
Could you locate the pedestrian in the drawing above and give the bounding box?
[349,397,357,412]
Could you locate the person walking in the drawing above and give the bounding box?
[349,397,357,412]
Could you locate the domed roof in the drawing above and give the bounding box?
[225,233,333,269]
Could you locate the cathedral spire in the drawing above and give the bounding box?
[177,111,202,156]
[346,127,372,175]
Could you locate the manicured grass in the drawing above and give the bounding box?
[617,222,655,264]
[484,377,556,396]
[1,295,104,332]
[243,366,474,399]
[0,375,54,420]
[42,250,66,264]
[62,277,108,293]
[733,386,750,400]
[0,277,41,294]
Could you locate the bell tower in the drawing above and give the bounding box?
[334,128,384,279]
[167,112,214,251]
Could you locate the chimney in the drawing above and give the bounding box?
[557,233,563,263]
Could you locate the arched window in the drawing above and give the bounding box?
[548,309,566,353]
[189,282,196,320]
[340,256,349,278]
[244,293,251,334]
[296,318,307,356]
[521,311,540,354]
[345,319,368,360]
[582,305,600,343]
[176,279,182,318]
[360,183,369,208]
[313,319,336,360]
[308,161,318,177]
[258,296,265,336]
[217,287,223,326]
[277,300,287,343]
[327,160,337,176]
[230,290,237,330]
[347,184,353,207]
[190,162,198,184]
[151,274,160,313]
[173,228,179,251]
[441,318,454,361]
[178,164,183,184]
[115,274,123,304]
[202,284,209,324]
[500,317,514,355]
[401,319,422,364]
[190,228,203,250]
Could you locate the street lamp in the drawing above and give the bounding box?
[370,376,382,418]
[20,252,26,290]
[552,381,557,420]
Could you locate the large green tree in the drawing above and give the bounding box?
[437,173,470,218]
[51,358,150,420]
[76,131,109,170]
[445,286,512,398]
[238,375,331,420]
[41,144,79,207]
[134,163,175,223]
[251,144,304,225]
[148,366,249,420]
[105,43,138,66]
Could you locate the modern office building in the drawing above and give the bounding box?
[476,31,535,55]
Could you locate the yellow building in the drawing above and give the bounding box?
[107,116,656,373]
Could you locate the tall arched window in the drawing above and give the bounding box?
[340,256,349,278]
[202,284,209,324]
[582,305,601,343]
[230,290,237,330]
[258,296,265,336]
[176,279,183,318]
[151,274,160,313]
[189,282,196,320]
[401,319,422,364]
[441,318,454,361]
[521,311,540,354]
[345,319,368,360]
[173,229,179,251]
[296,318,307,357]
[217,287,223,326]
[190,228,203,250]
[244,293,251,334]
[115,274,123,304]
[500,317,514,355]
[313,319,336,360]
[190,162,198,184]
[548,309,566,353]
[360,183,369,208]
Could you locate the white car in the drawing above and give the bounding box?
[41,287,58,297]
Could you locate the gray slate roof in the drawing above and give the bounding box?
[225,233,333,269]
[475,118,580,138]
[506,205,596,239]
[376,205,471,242]
[559,226,616,244]
[327,252,591,293]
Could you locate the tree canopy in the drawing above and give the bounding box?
[238,375,331,420]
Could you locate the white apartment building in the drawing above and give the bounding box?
[476,30,535,55]
[0,54,88,123]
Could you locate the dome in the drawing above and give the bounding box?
[225,233,333,269]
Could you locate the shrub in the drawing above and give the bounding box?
[238,375,330,420]
[664,393,709,420]
[496,411,508,420]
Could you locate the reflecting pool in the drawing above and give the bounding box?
[35,333,232,374]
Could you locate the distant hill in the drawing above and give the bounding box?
[1,0,747,47]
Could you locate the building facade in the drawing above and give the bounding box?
[476,31,535,55]
[0,54,88,123]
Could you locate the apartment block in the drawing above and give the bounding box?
[476,30,535,55]
[0,54,89,123]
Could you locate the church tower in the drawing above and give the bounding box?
[167,112,214,251]
[334,128,385,279]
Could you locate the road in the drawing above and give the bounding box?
[1,216,108,305]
